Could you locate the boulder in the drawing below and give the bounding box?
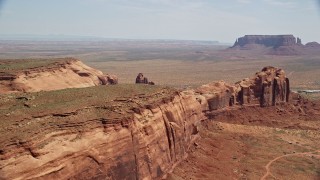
[98,75,118,85]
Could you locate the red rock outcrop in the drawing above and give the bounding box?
[0,89,205,179]
[0,58,118,94]
[194,81,236,111]
[136,73,155,85]
[235,66,290,107]
[0,66,292,179]
[191,66,291,109]
[136,73,149,84]
[98,74,118,85]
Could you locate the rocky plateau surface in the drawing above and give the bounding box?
[0,61,316,179]
[0,58,118,94]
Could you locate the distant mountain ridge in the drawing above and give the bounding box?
[0,34,103,41]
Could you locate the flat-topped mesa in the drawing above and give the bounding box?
[235,66,290,107]
[0,67,293,180]
[230,35,320,55]
[233,35,298,48]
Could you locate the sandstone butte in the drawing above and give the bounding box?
[231,34,320,55]
[0,58,118,94]
[0,59,305,179]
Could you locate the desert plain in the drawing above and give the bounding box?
[0,39,320,179]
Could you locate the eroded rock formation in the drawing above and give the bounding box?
[194,81,236,111]
[136,73,155,85]
[236,66,290,107]
[0,89,204,180]
[230,35,320,55]
[233,35,298,48]
[297,37,302,45]
[191,66,290,110]
[0,58,118,93]
[98,74,118,85]
[0,66,291,179]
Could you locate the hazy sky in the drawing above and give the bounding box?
[0,0,319,43]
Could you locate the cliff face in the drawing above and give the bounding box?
[230,35,310,55]
[0,58,117,94]
[236,66,290,107]
[233,35,298,48]
[0,67,291,179]
[231,35,320,56]
[131,92,205,179]
[0,89,205,180]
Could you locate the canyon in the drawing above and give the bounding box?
[1,59,319,179]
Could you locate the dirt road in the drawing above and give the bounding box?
[261,150,320,180]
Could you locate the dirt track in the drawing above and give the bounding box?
[261,150,320,180]
[169,100,320,180]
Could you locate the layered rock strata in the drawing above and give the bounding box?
[194,81,236,111]
[0,58,118,93]
[0,66,291,179]
[191,66,290,110]
[0,89,205,179]
[233,35,299,48]
[230,35,320,55]
[236,66,290,107]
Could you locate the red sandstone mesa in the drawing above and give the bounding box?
[231,35,320,55]
[0,66,293,179]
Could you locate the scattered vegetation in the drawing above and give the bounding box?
[0,58,69,73]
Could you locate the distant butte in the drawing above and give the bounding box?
[305,41,320,47]
[230,34,320,55]
[233,35,298,48]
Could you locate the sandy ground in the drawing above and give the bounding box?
[1,40,320,90]
[85,57,320,90]
[168,101,320,180]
